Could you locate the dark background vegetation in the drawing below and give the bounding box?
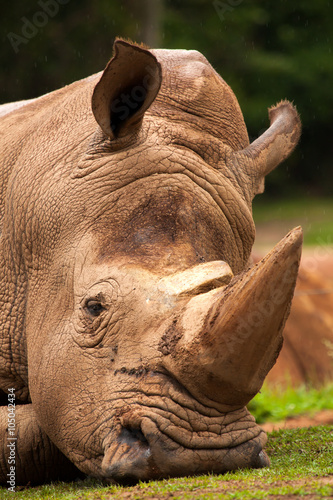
[1,0,332,196]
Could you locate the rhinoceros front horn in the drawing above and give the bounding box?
[163,227,303,408]
[92,39,162,139]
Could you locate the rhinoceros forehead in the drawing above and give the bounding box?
[150,48,209,70]
[150,48,249,151]
[83,172,254,276]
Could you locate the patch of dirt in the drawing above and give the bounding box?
[92,475,333,499]
[261,409,333,433]
[301,247,333,281]
[158,318,182,355]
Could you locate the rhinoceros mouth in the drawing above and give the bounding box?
[98,371,269,484]
[101,411,268,484]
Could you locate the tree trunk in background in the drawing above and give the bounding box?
[125,0,163,47]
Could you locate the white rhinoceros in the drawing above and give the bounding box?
[0,40,302,486]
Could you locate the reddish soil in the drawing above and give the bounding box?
[261,409,333,433]
[109,478,333,500]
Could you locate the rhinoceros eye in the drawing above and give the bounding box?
[85,299,105,317]
[80,281,117,324]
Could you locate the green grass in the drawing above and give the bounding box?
[1,426,332,499]
[252,196,333,246]
[248,381,333,423]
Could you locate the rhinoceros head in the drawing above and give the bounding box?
[26,40,302,484]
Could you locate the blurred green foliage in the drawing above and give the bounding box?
[1,0,332,195]
[248,381,333,423]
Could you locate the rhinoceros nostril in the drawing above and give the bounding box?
[120,426,149,445]
[256,450,270,468]
[102,425,154,485]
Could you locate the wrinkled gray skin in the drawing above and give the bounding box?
[0,40,302,486]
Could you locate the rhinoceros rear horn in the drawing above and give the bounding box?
[231,100,301,197]
[92,40,162,139]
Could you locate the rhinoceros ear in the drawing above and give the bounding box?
[231,101,301,197]
[92,40,162,139]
